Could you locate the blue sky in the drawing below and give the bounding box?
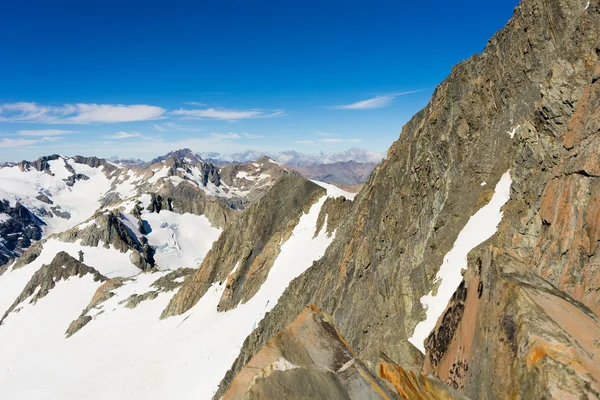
[0,0,520,162]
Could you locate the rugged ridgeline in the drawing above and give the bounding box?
[222,304,465,400]
[214,0,600,398]
[0,163,353,397]
[161,175,327,317]
[0,149,289,267]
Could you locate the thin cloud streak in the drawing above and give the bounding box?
[329,90,428,110]
[0,102,166,124]
[173,107,285,121]
[17,129,76,137]
[102,131,142,139]
[0,138,41,148]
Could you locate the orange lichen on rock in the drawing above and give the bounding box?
[222,304,399,400]
[378,354,463,400]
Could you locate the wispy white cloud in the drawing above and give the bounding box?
[184,101,207,106]
[0,102,166,124]
[152,122,203,133]
[102,131,142,139]
[173,107,285,121]
[0,138,41,148]
[242,133,264,139]
[17,129,76,137]
[296,131,362,144]
[319,138,362,143]
[329,90,427,110]
[209,132,241,140]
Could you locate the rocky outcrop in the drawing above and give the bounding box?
[314,196,353,238]
[527,63,600,315]
[64,173,90,187]
[72,155,119,175]
[122,268,195,310]
[377,353,466,400]
[13,241,44,269]
[50,206,71,219]
[0,252,106,324]
[65,277,126,337]
[219,305,461,400]
[57,210,154,271]
[0,200,44,265]
[220,305,398,399]
[423,246,600,399]
[216,0,600,397]
[220,156,294,204]
[18,154,61,174]
[161,176,325,318]
[66,268,195,337]
[148,148,203,166]
[148,181,236,228]
[35,194,53,204]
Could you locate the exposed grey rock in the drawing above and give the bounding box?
[148,148,203,166]
[57,210,154,271]
[0,200,44,265]
[64,173,89,187]
[65,277,127,337]
[0,251,106,324]
[50,206,71,219]
[314,196,353,238]
[161,175,325,318]
[122,291,159,309]
[72,155,119,174]
[219,156,295,205]
[18,154,61,174]
[216,0,600,397]
[35,194,53,204]
[13,241,44,269]
[149,181,236,229]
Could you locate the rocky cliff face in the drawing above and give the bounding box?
[216,0,600,398]
[423,245,600,398]
[57,210,156,271]
[149,180,235,229]
[0,200,44,265]
[161,175,326,317]
[0,1,598,398]
[0,251,106,324]
[221,305,464,400]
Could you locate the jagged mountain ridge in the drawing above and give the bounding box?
[0,150,291,267]
[0,0,598,399]
[213,0,600,398]
[0,152,355,398]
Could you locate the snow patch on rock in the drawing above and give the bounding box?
[408,171,512,353]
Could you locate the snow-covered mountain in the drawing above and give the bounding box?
[0,160,352,398]
[0,147,355,398]
[0,150,290,265]
[1,0,599,398]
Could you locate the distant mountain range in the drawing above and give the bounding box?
[107,148,378,186]
[286,160,376,186]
